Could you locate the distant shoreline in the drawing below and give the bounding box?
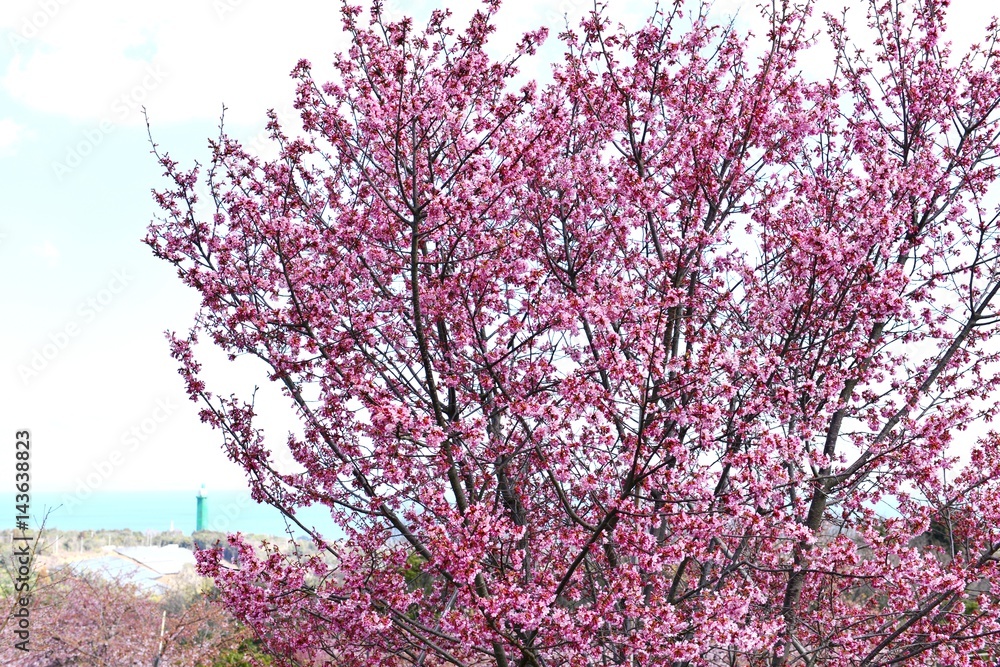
[0,490,342,538]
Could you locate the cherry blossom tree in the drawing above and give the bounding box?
[146,0,1000,664]
[0,569,247,666]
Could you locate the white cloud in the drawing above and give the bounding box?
[0,118,28,156]
[0,0,647,128]
[31,239,60,266]
[2,0,349,126]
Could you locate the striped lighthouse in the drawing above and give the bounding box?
[196,484,208,531]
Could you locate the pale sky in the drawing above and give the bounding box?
[0,0,995,493]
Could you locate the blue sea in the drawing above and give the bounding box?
[0,490,343,538]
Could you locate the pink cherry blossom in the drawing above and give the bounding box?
[147,0,1000,664]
